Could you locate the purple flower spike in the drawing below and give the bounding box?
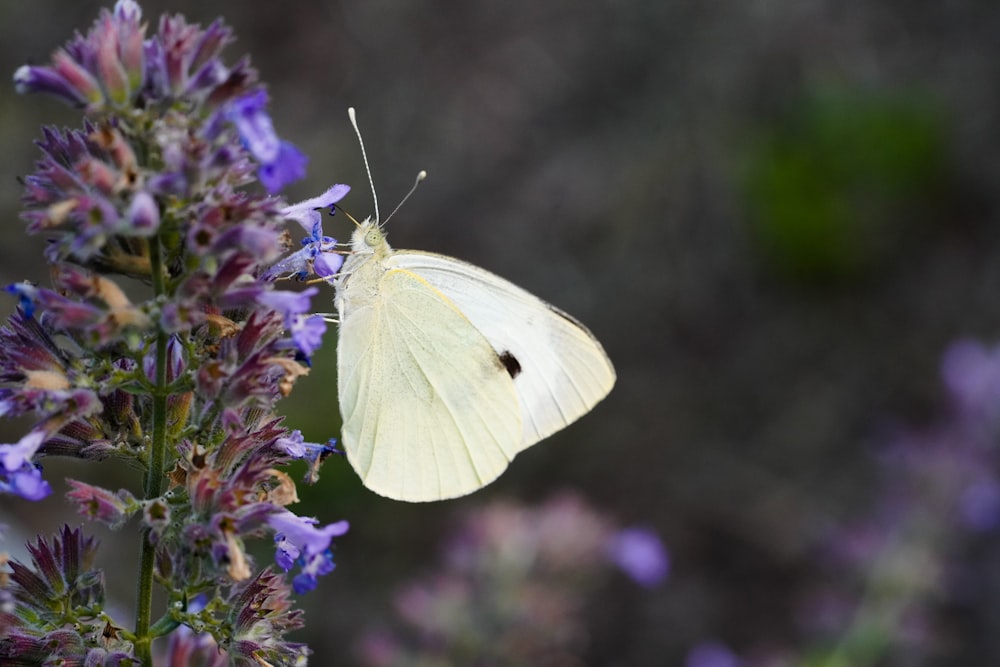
[7,2,352,659]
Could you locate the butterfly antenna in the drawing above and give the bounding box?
[348,107,379,225]
[383,170,428,225]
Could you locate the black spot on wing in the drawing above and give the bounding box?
[498,350,522,379]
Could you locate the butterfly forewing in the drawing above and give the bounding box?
[337,265,523,501]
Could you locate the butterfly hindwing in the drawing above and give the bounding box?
[386,251,616,451]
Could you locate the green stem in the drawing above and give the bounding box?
[134,236,169,666]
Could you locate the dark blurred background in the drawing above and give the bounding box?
[3,1,1000,665]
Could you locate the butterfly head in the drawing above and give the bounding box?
[350,218,389,256]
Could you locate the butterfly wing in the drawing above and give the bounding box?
[387,251,616,451]
[337,265,523,502]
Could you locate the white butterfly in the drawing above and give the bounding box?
[331,109,615,502]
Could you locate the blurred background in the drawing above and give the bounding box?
[3,1,1000,665]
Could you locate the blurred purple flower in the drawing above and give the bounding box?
[0,463,51,501]
[0,430,53,499]
[958,478,1000,532]
[606,526,669,587]
[686,641,742,667]
[0,430,45,472]
[942,339,1000,423]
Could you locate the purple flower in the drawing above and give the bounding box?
[13,0,147,111]
[685,641,742,667]
[275,432,340,484]
[257,287,318,320]
[269,511,349,557]
[289,315,327,359]
[0,463,52,501]
[13,65,90,107]
[127,191,160,235]
[65,480,136,528]
[269,510,348,592]
[253,287,328,358]
[7,2,354,658]
[942,340,1000,422]
[605,527,669,587]
[293,550,336,594]
[259,143,308,194]
[959,478,1000,532]
[264,184,350,281]
[281,184,351,233]
[143,335,186,384]
[229,90,307,193]
[0,431,46,473]
[263,222,342,281]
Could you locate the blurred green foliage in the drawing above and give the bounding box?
[744,88,951,283]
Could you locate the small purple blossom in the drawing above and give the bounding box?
[269,510,349,558]
[229,90,307,193]
[0,463,52,501]
[281,184,351,233]
[606,526,669,587]
[65,480,136,528]
[289,314,327,359]
[0,430,45,473]
[13,65,90,107]
[293,550,336,594]
[942,339,1000,426]
[264,184,350,280]
[256,287,318,320]
[275,432,341,484]
[126,190,160,235]
[254,287,328,357]
[269,510,348,592]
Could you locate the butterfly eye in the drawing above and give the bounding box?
[364,227,382,247]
